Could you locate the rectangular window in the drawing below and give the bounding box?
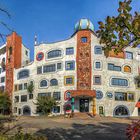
[64,76,74,86]
[125,51,133,59]
[37,66,42,74]
[115,92,127,101]
[111,78,128,87]
[95,62,101,69]
[128,93,134,101]
[0,68,1,74]
[19,84,23,90]
[1,77,5,83]
[21,95,27,102]
[65,61,75,70]
[94,46,102,54]
[66,47,74,55]
[53,92,61,100]
[43,64,56,73]
[94,76,101,85]
[81,37,87,43]
[53,106,60,113]
[15,96,19,103]
[24,83,27,90]
[108,63,121,71]
[57,63,62,70]
[38,92,51,97]
[29,94,33,99]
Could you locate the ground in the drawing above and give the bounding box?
[4,113,139,140]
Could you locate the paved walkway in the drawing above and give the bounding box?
[6,114,139,140]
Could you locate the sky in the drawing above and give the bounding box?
[0,0,140,60]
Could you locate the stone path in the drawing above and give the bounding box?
[6,114,139,140]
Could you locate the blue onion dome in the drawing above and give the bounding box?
[74,18,94,32]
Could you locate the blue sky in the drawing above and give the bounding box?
[0,0,140,60]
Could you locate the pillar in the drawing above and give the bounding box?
[71,97,75,115]
[92,97,96,116]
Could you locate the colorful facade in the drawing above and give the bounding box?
[0,19,140,117]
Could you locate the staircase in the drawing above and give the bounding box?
[72,112,94,119]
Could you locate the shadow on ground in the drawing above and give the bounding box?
[35,122,128,140]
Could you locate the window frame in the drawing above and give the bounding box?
[93,75,101,85]
[94,46,102,54]
[64,76,74,86]
[65,61,75,70]
[39,79,48,88]
[111,77,129,87]
[17,69,29,80]
[47,49,62,60]
[66,47,74,55]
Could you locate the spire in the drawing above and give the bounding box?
[34,35,37,45]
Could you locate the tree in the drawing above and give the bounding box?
[97,0,140,55]
[0,91,11,115]
[27,82,34,94]
[134,75,140,88]
[35,96,57,115]
[0,5,12,42]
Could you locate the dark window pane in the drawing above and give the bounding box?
[66,47,74,55]
[21,95,27,102]
[48,50,61,59]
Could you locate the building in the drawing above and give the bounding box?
[1,18,140,117]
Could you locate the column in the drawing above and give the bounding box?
[92,97,96,116]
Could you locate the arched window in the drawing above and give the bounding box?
[50,79,58,86]
[47,50,61,59]
[114,105,129,117]
[40,79,48,87]
[18,70,29,79]
[124,65,131,73]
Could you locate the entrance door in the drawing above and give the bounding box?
[80,99,89,112]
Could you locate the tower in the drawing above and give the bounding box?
[6,32,22,97]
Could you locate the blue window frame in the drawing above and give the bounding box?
[81,37,87,43]
[47,50,61,59]
[50,79,58,86]
[66,47,74,55]
[40,80,48,87]
[96,90,103,99]
[111,78,128,87]
[94,46,102,54]
[125,51,133,59]
[65,61,75,70]
[108,63,121,71]
[95,62,101,69]
[18,69,29,79]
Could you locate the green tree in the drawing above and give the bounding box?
[0,91,11,115]
[35,96,57,115]
[97,0,140,55]
[27,82,34,94]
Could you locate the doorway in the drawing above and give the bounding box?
[79,98,89,112]
[138,108,140,116]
